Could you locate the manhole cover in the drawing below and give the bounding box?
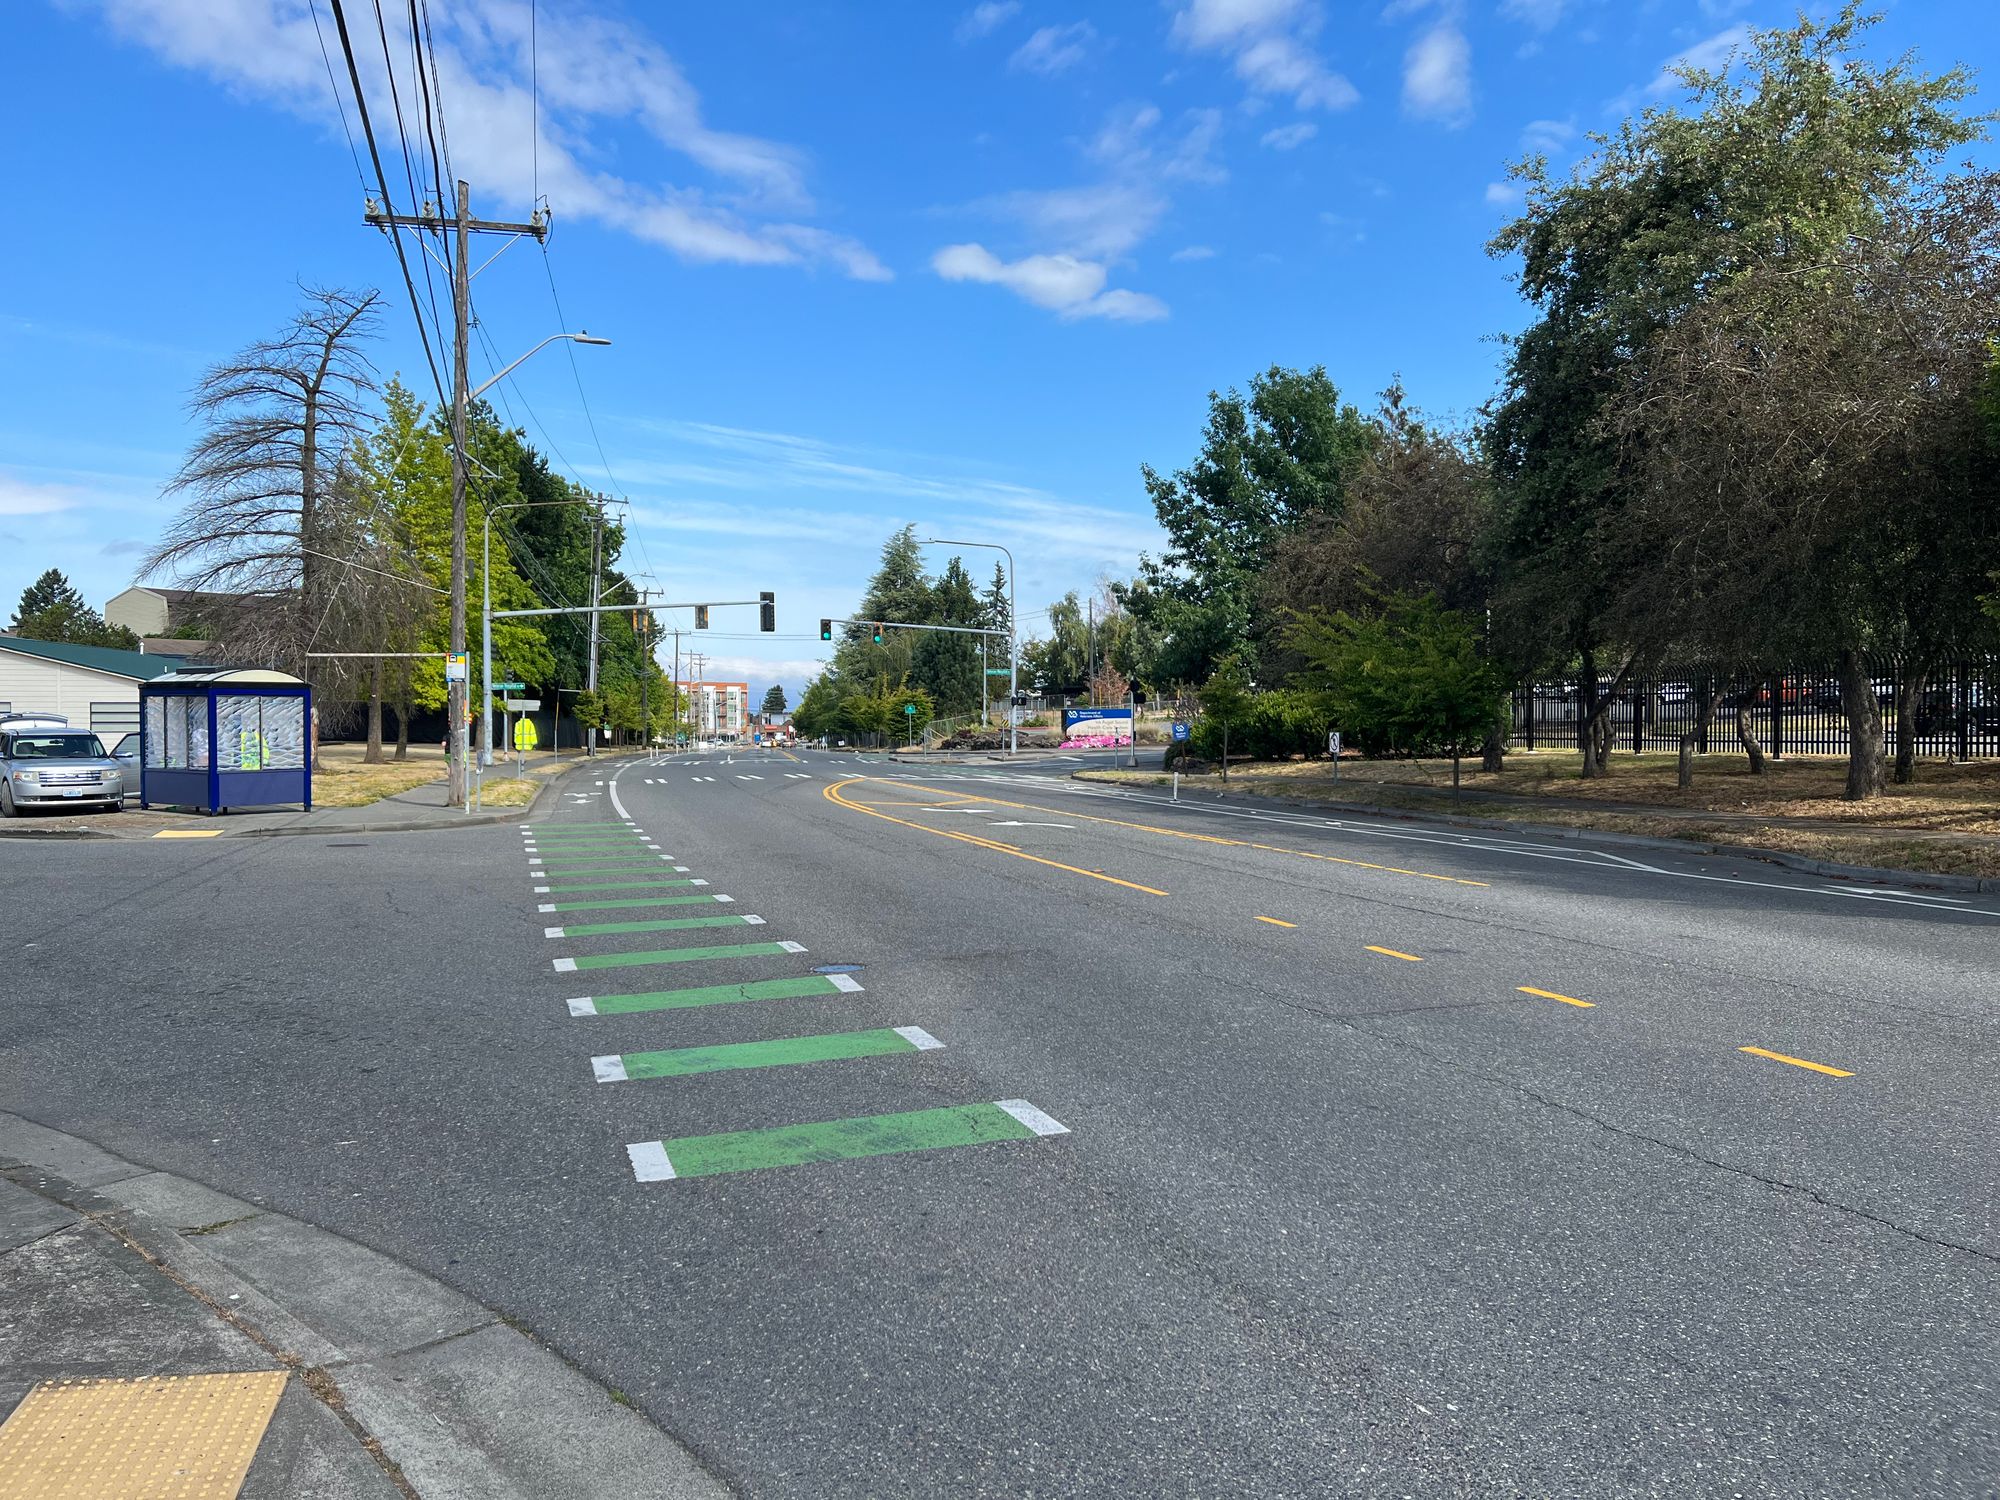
[813,964,863,975]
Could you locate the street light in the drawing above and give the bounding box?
[472,332,611,401]
[445,330,610,809]
[924,537,1016,755]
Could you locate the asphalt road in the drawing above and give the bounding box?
[4,746,1996,1497]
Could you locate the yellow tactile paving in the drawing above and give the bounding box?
[0,1371,288,1499]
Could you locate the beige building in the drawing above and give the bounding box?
[103,586,231,640]
[676,680,748,737]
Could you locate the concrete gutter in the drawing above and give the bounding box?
[1071,771,1999,896]
[0,1112,731,1500]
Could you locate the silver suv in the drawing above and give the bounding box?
[0,718,126,816]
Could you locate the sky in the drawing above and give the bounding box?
[5,0,1997,698]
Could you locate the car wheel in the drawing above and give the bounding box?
[0,782,14,818]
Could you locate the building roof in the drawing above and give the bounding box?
[0,635,188,681]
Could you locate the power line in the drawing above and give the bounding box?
[367,0,452,374]
[324,0,449,412]
[308,0,369,195]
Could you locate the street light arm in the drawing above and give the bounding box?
[921,536,1018,756]
[470,331,610,401]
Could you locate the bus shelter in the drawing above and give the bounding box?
[139,669,313,813]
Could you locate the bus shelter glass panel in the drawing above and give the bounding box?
[145,695,210,769]
[216,695,306,770]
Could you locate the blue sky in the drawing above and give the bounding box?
[6,0,1995,695]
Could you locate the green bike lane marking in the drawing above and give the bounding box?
[532,859,681,874]
[546,914,762,938]
[526,834,655,847]
[591,1024,941,1083]
[553,939,805,973]
[566,972,862,1016]
[534,877,705,894]
[538,894,732,913]
[624,1099,1068,1181]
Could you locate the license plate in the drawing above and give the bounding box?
[62,789,85,798]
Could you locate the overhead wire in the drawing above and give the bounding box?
[367,0,453,377]
[324,0,449,412]
[309,0,370,195]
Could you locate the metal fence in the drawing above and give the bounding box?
[1511,661,2000,759]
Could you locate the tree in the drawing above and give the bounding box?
[761,684,788,716]
[346,381,553,754]
[909,558,982,714]
[145,285,383,675]
[10,569,140,649]
[1132,366,1377,684]
[1284,594,1509,793]
[1198,654,1253,781]
[1019,592,1090,698]
[1609,173,2000,799]
[980,562,1012,672]
[1257,383,1494,677]
[1484,4,1984,779]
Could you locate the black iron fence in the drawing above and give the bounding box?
[1510,661,2000,759]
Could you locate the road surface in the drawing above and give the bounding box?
[5,746,1995,1496]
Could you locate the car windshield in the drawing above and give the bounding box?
[11,734,108,759]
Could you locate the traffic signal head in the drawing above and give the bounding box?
[820,618,833,641]
[872,622,884,644]
[759,591,775,633]
[694,605,710,629]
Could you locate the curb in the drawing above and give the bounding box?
[0,1111,730,1500]
[1069,771,1998,895]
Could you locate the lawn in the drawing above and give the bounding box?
[1082,749,2000,880]
[310,743,444,808]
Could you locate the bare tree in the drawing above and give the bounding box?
[145,285,382,674]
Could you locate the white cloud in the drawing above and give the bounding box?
[1520,117,1576,154]
[1484,181,1522,207]
[1170,0,1307,50]
[1402,20,1472,126]
[1010,22,1096,77]
[1167,0,1358,112]
[1259,121,1317,150]
[0,472,83,518]
[932,244,1167,321]
[1500,0,1567,29]
[75,0,888,281]
[979,182,1169,260]
[1169,244,1217,261]
[1641,24,1751,101]
[956,1,1021,43]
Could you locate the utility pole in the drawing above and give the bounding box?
[584,497,603,757]
[671,628,682,747]
[636,609,654,756]
[366,181,546,806]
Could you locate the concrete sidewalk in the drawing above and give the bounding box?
[0,751,645,840]
[0,1114,730,1499]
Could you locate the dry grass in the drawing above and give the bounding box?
[474,776,540,808]
[1081,750,2000,880]
[310,743,443,809]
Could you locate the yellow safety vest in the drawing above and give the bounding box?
[238,729,265,771]
[513,718,539,752]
